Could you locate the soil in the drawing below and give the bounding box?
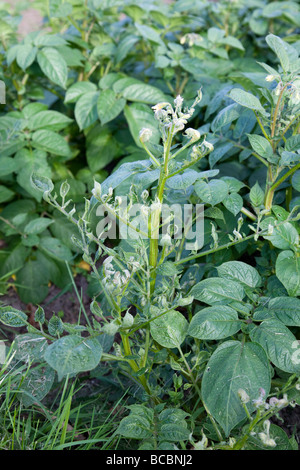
[0,272,92,343]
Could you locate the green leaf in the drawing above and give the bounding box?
[115,34,139,63]
[188,306,241,340]
[263,222,299,249]
[117,415,152,439]
[250,318,300,373]
[222,193,243,216]
[48,315,64,336]
[228,88,268,115]
[292,170,300,191]
[194,179,228,205]
[34,33,67,47]
[19,364,55,407]
[17,258,49,304]
[86,125,120,172]
[268,297,300,326]
[276,250,300,296]
[158,423,190,442]
[97,89,126,124]
[167,170,200,190]
[37,47,68,89]
[0,306,28,327]
[31,130,71,157]
[0,185,14,203]
[124,103,160,147]
[202,340,271,435]
[135,22,164,45]
[39,237,73,262]
[24,218,53,235]
[250,181,264,207]
[16,44,37,70]
[65,81,97,103]
[265,34,290,72]
[74,91,99,130]
[190,278,245,305]
[31,172,54,195]
[121,83,167,104]
[211,103,240,132]
[12,333,48,362]
[34,306,45,324]
[0,157,21,177]
[44,335,103,380]
[15,150,51,201]
[247,134,274,160]
[100,160,152,194]
[246,423,294,450]
[217,261,261,288]
[150,310,188,348]
[0,243,29,279]
[28,111,73,131]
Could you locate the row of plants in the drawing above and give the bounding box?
[0,0,299,302]
[0,0,300,451]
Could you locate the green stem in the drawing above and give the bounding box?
[121,333,152,397]
[254,112,270,140]
[149,124,174,295]
[270,162,300,193]
[233,410,261,450]
[177,345,223,442]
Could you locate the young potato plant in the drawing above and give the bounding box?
[2,33,300,447]
[1,0,300,303]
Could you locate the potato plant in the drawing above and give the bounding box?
[0,0,300,452]
[0,0,300,303]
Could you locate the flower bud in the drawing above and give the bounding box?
[265,75,276,82]
[139,127,153,143]
[184,128,201,143]
[238,388,250,404]
[203,140,214,152]
[92,181,102,199]
[174,95,184,108]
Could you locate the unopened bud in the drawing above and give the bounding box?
[92,181,102,199]
[238,388,250,404]
[203,140,214,152]
[184,128,201,142]
[139,127,153,143]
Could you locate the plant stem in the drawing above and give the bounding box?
[149,124,174,295]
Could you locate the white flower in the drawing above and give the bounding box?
[139,127,153,143]
[265,75,276,82]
